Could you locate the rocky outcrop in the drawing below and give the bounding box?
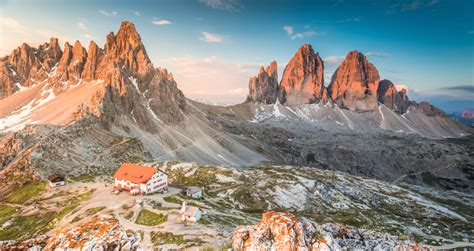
[232,211,428,251]
[232,211,332,250]
[0,215,142,250]
[45,215,141,250]
[279,44,327,105]
[246,61,279,104]
[377,79,410,114]
[412,101,446,117]
[328,50,380,111]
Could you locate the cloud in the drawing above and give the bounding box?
[99,10,117,17]
[439,85,474,93]
[284,25,323,40]
[336,17,361,23]
[291,31,320,40]
[198,0,241,11]
[323,56,345,66]
[84,34,94,40]
[389,0,439,12]
[468,30,474,35]
[132,10,140,16]
[200,32,225,43]
[152,18,172,25]
[283,25,294,35]
[365,52,391,58]
[77,21,87,31]
[158,56,258,104]
[0,17,27,34]
[395,84,410,93]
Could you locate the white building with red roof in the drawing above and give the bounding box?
[113,163,168,195]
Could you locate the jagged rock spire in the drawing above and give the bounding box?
[247,61,279,104]
[278,44,327,105]
[328,50,380,111]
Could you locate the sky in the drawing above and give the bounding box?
[0,0,473,112]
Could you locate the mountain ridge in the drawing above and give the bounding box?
[0,20,472,193]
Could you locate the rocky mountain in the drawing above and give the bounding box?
[0,21,472,193]
[377,79,411,114]
[278,44,327,105]
[0,21,186,131]
[327,50,380,111]
[246,61,279,104]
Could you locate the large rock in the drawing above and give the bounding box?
[232,211,424,251]
[377,79,410,114]
[328,50,380,111]
[246,61,279,104]
[279,44,327,105]
[232,211,334,250]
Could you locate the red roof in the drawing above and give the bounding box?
[113,163,158,184]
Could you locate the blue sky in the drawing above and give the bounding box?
[0,0,473,111]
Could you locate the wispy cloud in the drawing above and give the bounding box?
[283,25,294,35]
[200,32,225,43]
[99,10,117,17]
[152,18,172,25]
[198,0,241,11]
[324,56,345,66]
[468,30,474,35]
[336,17,361,23]
[284,25,323,40]
[0,17,27,34]
[366,52,391,58]
[389,0,439,13]
[77,21,87,31]
[132,10,140,16]
[84,34,94,40]
[439,85,474,93]
[291,31,321,40]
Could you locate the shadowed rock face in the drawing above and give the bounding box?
[377,79,411,114]
[246,61,279,104]
[328,50,380,111]
[279,44,327,105]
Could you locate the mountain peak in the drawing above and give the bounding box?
[328,49,380,111]
[247,61,279,104]
[279,43,326,105]
[105,20,152,77]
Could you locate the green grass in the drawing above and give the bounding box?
[85,206,106,215]
[0,204,17,224]
[135,209,167,226]
[4,181,47,204]
[0,212,56,240]
[163,195,183,205]
[150,231,203,246]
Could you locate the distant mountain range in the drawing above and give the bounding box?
[0,21,472,192]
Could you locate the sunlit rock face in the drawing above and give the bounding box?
[328,50,380,111]
[279,44,328,105]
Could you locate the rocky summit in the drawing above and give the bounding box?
[377,79,411,114]
[0,21,186,130]
[246,61,279,104]
[328,50,381,111]
[279,44,327,105]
